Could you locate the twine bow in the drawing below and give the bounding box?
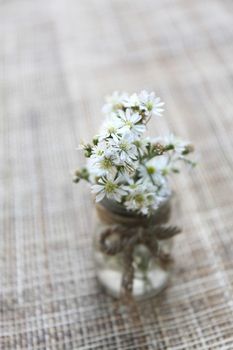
[99,223,181,299]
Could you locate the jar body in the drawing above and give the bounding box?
[93,196,178,300]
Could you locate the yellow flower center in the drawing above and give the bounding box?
[108,126,116,134]
[134,194,144,204]
[119,142,128,151]
[125,120,133,128]
[100,157,113,169]
[105,181,117,193]
[147,166,156,174]
[147,101,153,111]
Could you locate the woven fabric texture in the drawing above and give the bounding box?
[1,0,233,349]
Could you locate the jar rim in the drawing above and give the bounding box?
[98,192,173,219]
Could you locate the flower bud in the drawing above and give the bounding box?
[153,143,164,155]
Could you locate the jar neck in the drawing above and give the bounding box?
[95,196,172,228]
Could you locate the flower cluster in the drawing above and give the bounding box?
[74,91,195,216]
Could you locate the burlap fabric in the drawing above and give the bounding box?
[1,0,233,349]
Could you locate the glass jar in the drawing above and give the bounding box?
[93,194,180,300]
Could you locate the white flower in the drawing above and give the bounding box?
[102,91,128,114]
[124,180,158,215]
[109,134,138,164]
[124,93,141,108]
[98,115,122,140]
[164,134,189,154]
[156,179,171,201]
[88,143,116,176]
[137,161,171,206]
[92,174,127,202]
[118,109,146,138]
[139,155,172,179]
[133,137,150,157]
[113,155,139,178]
[139,90,164,117]
[90,140,108,158]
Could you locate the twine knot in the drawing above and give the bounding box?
[99,223,181,298]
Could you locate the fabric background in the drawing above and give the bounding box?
[1,0,233,349]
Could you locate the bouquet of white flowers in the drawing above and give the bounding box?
[74,91,195,216]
